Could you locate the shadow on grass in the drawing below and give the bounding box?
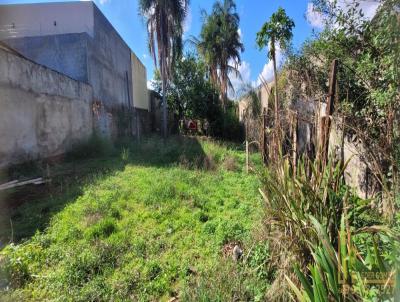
[0,135,206,246]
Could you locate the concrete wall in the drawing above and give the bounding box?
[259,82,273,109]
[87,5,133,138]
[291,99,318,155]
[88,5,132,110]
[0,2,94,39]
[131,52,148,110]
[238,82,273,122]
[0,47,93,168]
[3,33,90,82]
[329,118,379,199]
[0,2,134,111]
[0,1,151,143]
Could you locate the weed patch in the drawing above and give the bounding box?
[0,136,263,301]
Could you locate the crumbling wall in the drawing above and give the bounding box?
[329,118,379,199]
[0,48,93,168]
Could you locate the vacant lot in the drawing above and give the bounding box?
[0,136,265,301]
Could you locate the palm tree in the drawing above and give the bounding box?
[256,7,294,131]
[196,0,244,110]
[139,0,189,138]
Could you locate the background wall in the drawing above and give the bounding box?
[0,2,152,166]
[3,33,90,82]
[0,2,134,111]
[131,52,148,110]
[0,47,93,168]
[88,5,132,110]
[0,2,94,39]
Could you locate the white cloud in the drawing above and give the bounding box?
[335,0,380,21]
[147,80,155,90]
[256,46,283,86]
[306,3,324,29]
[306,0,381,28]
[228,60,251,100]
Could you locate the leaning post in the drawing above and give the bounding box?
[322,59,338,167]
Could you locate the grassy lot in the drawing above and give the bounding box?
[0,136,267,301]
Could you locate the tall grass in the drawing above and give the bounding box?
[259,156,348,300]
[260,156,398,301]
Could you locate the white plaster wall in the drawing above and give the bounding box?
[0,2,94,39]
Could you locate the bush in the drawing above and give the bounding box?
[259,156,397,300]
[209,105,245,143]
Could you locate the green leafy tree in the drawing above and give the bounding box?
[196,0,244,110]
[256,7,295,129]
[152,54,243,140]
[152,54,220,121]
[138,0,190,138]
[291,0,399,196]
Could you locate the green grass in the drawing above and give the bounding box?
[0,136,265,301]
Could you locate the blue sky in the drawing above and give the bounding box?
[0,0,379,95]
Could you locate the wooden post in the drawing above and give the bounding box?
[262,108,267,164]
[326,59,339,117]
[246,140,249,174]
[322,59,339,166]
[292,111,298,176]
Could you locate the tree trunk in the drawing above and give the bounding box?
[272,46,279,131]
[272,43,280,159]
[221,70,227,113]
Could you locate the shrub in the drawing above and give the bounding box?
[209,106,245,142]
[260,155,398,300]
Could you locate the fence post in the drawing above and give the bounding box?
[246,140,249,173]
[321,59,339,167]
[262,108,267,164]
[292,111,298,176]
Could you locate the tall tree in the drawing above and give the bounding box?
[152,54,220,121]
[256,7,295,131]
[139,0,189,138]
[196,0,244,110]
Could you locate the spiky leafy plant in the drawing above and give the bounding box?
[287,215,397,301]
[259,156,348,299]
[260,154,398,301]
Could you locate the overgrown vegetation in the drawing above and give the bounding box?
[152,54,245,142]
[260,157,398,301]
[1,0,398,301]
[181,0,399,300]
[285,0,399,212]
[153,54,220,122]
[0,136,266,301]
[242,0,400,300]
